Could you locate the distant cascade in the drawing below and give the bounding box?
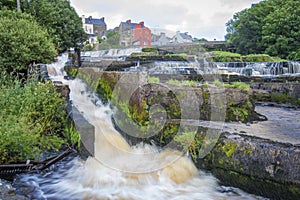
[81,47,142,61]
[127,60,219,75]
[216,61,300,76]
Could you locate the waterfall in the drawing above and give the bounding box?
[81,47,142,61]
[129,60,219,75]
[14,54,264,200]
[46,54,68,77]
[216,61,300,76]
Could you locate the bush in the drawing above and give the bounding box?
[0,81,68,163]
[142,47,158,53]
[210,51,286,62]
[0,10,56,76]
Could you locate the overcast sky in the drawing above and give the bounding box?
[69,0,261,41]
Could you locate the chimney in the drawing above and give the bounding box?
[126,19,131,25]
[82,15,85,24]
[100,17,105,22]
[88,16,92,23]
[139,21,144,26]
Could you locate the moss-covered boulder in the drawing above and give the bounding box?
[197,132,300,200]
[75,70,265,148]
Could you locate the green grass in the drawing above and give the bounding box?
[148,76,160,84]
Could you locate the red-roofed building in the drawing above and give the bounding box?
[119,20,151,47]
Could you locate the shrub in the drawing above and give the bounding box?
[148,76,160,84]
[142,47,158,53]
[0,81,68,163]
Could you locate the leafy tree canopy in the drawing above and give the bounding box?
[0,10,56,76]
[0,0,17,10]
[225,0,300,60]
[22,0,87,52]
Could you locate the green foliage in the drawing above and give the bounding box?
[211,51,243,62]
[210,51,285,62]
[262,0,300,60]
[65,66,78,78]
[0,0,18,10]
[0,81,68,163]
[63,123,81,149]
[148,76,160,84]
[97,77,113,103]
[166,79,198,86]
[226,0,300,60]
[97,31,121,50]
[226,101,252,122]
[83,44,95,51]
[142,47,158,53]
[270,93,300,106]
[22,0,87,52]
[222,82,250,92]
[174,131,202,161]
[230,82,250,91]
[0,10,56,75]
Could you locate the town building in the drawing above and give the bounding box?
[82,15,107,44]
[152,32,172,46]
[119,20,151,47]
[171,31,193,44]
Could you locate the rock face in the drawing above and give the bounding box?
[128,83,261,123]
[0,179,29,200]
[70,106,95,159]
[54,84,70,101]
[198,132,300,200]
[251,82,300,100]
[81,60,136,71]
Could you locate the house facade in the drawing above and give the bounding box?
[119,20,151,47]
[82,15,107,44]
[171,31,193,44]
[152,32,171,46]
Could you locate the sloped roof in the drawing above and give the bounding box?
[121,22,145,29]
[85,18,106,26]
[180,32,193,40]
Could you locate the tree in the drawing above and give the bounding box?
[225,0,300,60]
[225,1,273,55]
[262,0,300,60]
[98,31,121,50]
[0,10,56,76]
[0,0,17,10]
[22,0,87,52]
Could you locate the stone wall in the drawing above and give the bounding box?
[251,82,300,99]
[198,132,300,200]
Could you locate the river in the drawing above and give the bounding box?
[13,54,269,200]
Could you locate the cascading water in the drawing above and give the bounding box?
[126,60,218,75]
[81,47,142,61]
[216,61,300,76]
[13,54,267,200]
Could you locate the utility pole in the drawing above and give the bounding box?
[17,0,21,12]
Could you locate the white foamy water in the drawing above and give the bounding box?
[15,54,267,200]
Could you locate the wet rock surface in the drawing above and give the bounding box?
[223,105,300,145]
[0,179,29,200]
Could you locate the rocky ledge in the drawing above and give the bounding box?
[197,132,300,200]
